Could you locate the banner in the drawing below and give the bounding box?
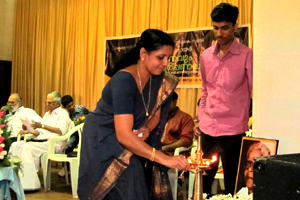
[105,25,250,88]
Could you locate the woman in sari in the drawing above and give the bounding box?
[78,29,190,200]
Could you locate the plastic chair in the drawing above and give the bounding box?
[168,147,191,200]
[41,123,84,198]
[16,133,35,142]
[168,140,197,200]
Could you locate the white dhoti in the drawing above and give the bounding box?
[10,141,49,190]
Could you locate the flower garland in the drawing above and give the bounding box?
[207,194,252,200]
[191,193,252,200]
[0,104,22,173]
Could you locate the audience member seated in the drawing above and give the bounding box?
[161,92,195,157]
[0,93,42,142]
[57,95,89,177]
[61,95,89,153]
[9,91,72,191]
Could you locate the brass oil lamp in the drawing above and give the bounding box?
[187,136,217,200]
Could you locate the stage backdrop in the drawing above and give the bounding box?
[104,25,250,88]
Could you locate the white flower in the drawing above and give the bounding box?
[9,156,21,163]
[0,150,7,156]
[207,194,252,200]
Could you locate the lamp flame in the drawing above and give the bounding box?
[212,155,217,162]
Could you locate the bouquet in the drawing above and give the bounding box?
[74,116,86,126]
[0,104,22,173]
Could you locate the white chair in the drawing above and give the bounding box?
[188,146,197,199]
[168,140,197,200]
[16,133,35,142]
[41,123,84,198]
[211,170,224,194]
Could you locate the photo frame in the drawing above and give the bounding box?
[234,137,279,195]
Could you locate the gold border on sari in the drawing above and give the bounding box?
[90,149,133,200]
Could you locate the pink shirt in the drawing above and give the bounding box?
[198,39,253,136]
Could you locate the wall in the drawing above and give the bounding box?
[253,0,300,154]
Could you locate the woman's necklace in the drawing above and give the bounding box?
[137,65,151,116]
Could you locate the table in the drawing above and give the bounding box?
[0,167,25,200]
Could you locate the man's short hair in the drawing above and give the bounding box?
[172,91,178,101]
[211,3,239,25]
[197,98,201,106]
[47,91,61,103]
[61,95,73,107]
[10,93,22,103]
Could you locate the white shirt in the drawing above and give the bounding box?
[36,106,72,139]
[6,106,42,137]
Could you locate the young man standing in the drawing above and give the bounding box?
[197,3,253,196]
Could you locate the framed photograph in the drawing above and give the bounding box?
[234,137,279,196]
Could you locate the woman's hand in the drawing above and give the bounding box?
[133,126,150,141]
[164,155,190,172]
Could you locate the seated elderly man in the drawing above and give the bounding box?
[1,93,42,142]
[9,91,72,191]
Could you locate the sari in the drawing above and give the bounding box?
[78,71,178,200]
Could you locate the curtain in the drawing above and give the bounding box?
[12,0,252,117]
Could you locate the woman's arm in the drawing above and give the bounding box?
[133,108,161,140]
[114,114,190,171]
[144,108,161,132]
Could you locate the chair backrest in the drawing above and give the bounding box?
[47,123,84,154]
[75,123,84,165]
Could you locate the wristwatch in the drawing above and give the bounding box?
[42,124,45,129]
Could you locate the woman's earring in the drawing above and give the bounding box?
[141,58,144,61]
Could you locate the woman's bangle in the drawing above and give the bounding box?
[144,125,151,132]
[150,148,156,162]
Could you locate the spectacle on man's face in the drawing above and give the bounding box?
[8,96,20,112]
[212,21,237,47]
[244,149,263,193]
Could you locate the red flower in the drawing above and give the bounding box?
[0,124,6,129]
[0,112,4,118]
[0,146,3,153]
[0,136,4,143]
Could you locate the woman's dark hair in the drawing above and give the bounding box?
[172,91,178,101]
[112,29,175,76]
